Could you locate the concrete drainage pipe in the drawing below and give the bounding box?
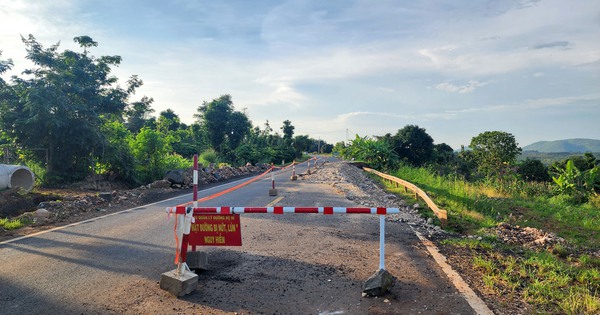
[0,164,35,192]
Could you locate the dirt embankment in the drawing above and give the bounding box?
[0,163,269,241]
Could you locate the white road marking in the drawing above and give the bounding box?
[267,196,285,206]
[414,231,495,315]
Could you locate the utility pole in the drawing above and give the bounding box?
[346,128,349,145]
[317,138,321,154]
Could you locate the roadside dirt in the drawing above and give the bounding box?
[0,186,189,242]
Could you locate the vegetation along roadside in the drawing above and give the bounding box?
[337,127,599,314]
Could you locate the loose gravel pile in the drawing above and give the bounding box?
[304,160,446,237]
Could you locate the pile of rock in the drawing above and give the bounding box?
[494,222,568,251]
[149,163,268,189]
[32,193,114,222]
[304,161,446,237]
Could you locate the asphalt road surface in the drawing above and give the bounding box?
[1,160,477,314]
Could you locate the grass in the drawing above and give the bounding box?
[441,238,600,314]
[375,165,600,314]
[385,165,600,248]
[0,217,29,230]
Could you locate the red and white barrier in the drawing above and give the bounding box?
[165,155,400,292]
[166,206,400,215]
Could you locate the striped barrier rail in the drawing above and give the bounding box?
[167,206,398,275]
[166,206,400,215]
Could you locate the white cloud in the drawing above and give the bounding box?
[445,94,600,115]
[1,0,599,148]
[436,81,487,94]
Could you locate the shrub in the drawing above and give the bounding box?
[163,153,193,170]
[199,149,218,166]
[518,158,550,182]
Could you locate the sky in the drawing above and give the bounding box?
[1,0,599,149]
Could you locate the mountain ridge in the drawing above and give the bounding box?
[523,138,600,153]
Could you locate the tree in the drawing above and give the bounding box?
[156,109,181,133]
[332,141,347,156]
[281,120,295,141]
[391,125,434,166]
[344,135,398,170]
[227,111,251,150]
[469,131,522,176]
[0,51,13,84]
[98,120,137,184]
[552,153,598,173]
[293,135,312,156]
[125,96,155,133]
[194,95,252,161]
[321,143,334,154]
[170,127,200,158]
[129,127,171,183]
[195,95,234,153]
[0,35,140,183]
[433,143,454,164]
[518,158,550,182]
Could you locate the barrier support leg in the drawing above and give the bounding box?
[379,215,385,270]
[159,233,199,297]
[159,155,200,297]
[362,215,394,296]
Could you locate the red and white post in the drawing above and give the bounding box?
[290,161,298,181]
[191,155,199,252]
[158,154,199,297]
[176,154,199,274]
[269,171,278,196]
[379,215,385,270]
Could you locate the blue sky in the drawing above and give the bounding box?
[1,0,599,148]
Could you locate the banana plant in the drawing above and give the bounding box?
[552,160,600,198]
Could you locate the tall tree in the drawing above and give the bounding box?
[470,131,522,176]
[391,125,434,166]
[293,135,312,156]
[125,96,154,133]
[195,95,234,153]
[433,143,454,164]
[0,51,12,84]
[0,35,140,182]
[281,120,295,141]
[129,127,171,183]
[227,111,251,150]
[156,108,181,133]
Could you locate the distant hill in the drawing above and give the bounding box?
[523,139,600,153]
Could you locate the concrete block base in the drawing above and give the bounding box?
[362,269,394,296]
[269,189,278,196]
[159,269,199,297]
[290,175,298,181]
[186,251,209,270]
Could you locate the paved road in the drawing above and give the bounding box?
[0,160,477,314]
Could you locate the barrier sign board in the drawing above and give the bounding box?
[189,214,242,246]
